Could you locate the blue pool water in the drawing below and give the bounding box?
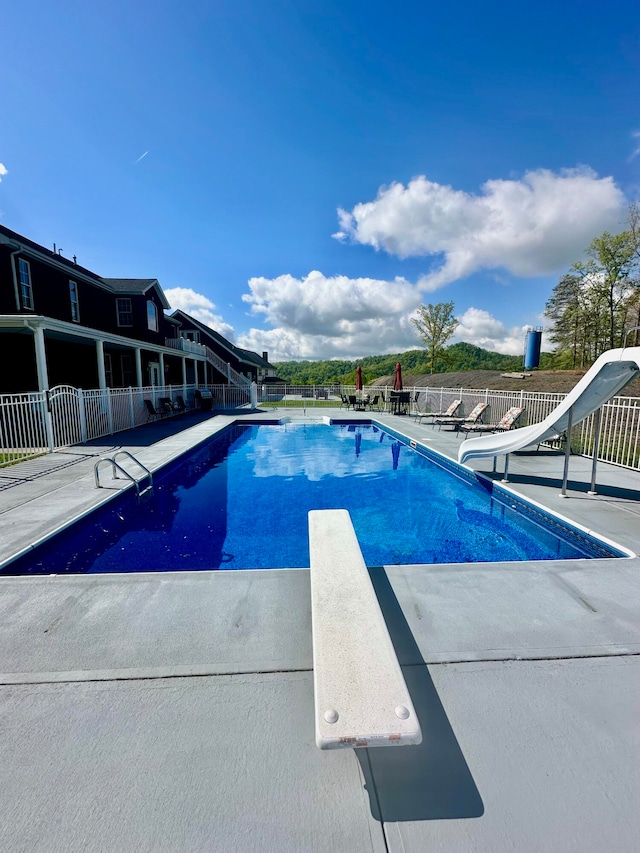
[3,423,623,575]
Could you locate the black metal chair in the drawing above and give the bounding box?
[144,399,164,421]
[367,395,380,411]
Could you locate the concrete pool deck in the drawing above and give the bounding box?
[0,407,639,851]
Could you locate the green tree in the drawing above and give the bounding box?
[544,273,591,368]
[585,231,636,350]
[411,302,458,373]
[545,228,638,366]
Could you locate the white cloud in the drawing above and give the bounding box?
[0,163,7,182]
[335,167,626,290]
[164,287,236,341]
[238,271,423,359]
[630,130,640,161]
[455,307,529,356]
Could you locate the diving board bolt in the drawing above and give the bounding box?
[587,407,602,495]
[559,405,574,497]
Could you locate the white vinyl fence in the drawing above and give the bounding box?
[0,382,253,468]
[1,381,639,472]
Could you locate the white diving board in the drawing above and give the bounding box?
[308,509,422,750]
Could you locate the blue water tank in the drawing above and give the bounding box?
[524,328,543,370]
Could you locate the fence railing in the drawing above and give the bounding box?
[255,383,640,471]
[2,381,639,472]
[0,381,256,467]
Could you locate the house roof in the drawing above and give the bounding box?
[0,223,106,285]
[0,224,172,309]
[235,347,272,369]
[103,279,170,309]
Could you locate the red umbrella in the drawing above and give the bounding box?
[393,362,403,391]
[355,365,363,392]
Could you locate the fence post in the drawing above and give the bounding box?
[106,389,114,435]
[43,391,55,453]
[129,387,135,428]
[250,382,257,409]
[78,388,87,443]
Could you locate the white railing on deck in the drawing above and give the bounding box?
[201,345,251,387]
[165,338,251,387]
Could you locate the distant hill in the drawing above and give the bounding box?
[370,369,640,397]
[273,343,640,396]
[273,343,536,385]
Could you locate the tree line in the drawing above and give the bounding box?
[544,202,640,368]
[273,342,526,386]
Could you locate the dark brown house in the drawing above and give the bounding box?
[0,224,237,393]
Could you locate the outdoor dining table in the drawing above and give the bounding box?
[389,391,410,415]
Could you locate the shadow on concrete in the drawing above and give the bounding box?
[81,412,220,449]
[355,567,484,823]
[481,470,640,502]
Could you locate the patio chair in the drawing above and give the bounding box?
[158,397,177,415]
[435,401,489,431]
[174,395,190,412]
[144,399,165,422]
[458,406,525,437]
[417,399,462,425]
[340,394,350,410]
[366,394,381,411]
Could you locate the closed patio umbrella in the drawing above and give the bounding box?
[355,365,363,392]
[393,362,403,391]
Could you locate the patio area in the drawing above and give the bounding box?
[0,407,638,851]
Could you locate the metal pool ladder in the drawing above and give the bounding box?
[94,451,154,502]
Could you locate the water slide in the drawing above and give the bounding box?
[458,346,640,465]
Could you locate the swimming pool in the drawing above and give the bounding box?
[2,422,625,575]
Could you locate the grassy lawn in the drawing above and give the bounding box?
[258,399,343,409]
[0,452,44,468]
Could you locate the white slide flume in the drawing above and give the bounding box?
[458,347,640,465]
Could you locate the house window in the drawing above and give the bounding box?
[182,330,200,343]
[69,280,80,322]
[147,300,159,332]
[18,259,33,310]
[116,297,133,326]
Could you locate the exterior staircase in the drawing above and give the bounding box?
[165,338,251,387]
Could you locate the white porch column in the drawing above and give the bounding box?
[158,352,165,390]
[181,357,187,386]
[135,348,143,388]
[96,340,107,390]
[33,326,50,391]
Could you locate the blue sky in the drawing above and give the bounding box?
[1,0,639,360]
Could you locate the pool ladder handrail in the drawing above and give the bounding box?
[94,451,154,501]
